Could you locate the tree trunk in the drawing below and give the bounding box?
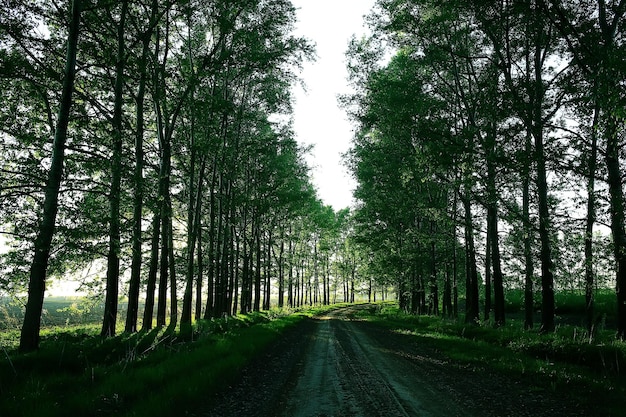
[484,222,492,322]
[156,195,169,327]
[102,0,128,339]
[278,236,285,308]
[232,226,240,315]
[142,210,161,331]
[288,229,293,307]
[463,193,479,323]
[241,234,250,314]
[168,210,177,327]
[195,214,204,321]
[452,187,459,318]
[533,60,555,332]
[204,166,218,319]
[20,0,82,353]
[605,115,626,339]
[585,105,599,334]
[181,135,198,328]
[125,14,151,334]
[430,221,439,316]
[264,229,272,310]
[489,201,506,326]
[597,5,626,339]
[523,129,534,330]
[443,261,452,317]
[254,221,262,311]
[213,177,224,317]
[182,147,207,328]
[486,139,506,326]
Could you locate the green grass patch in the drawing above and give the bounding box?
[0,307,326,417]
[505,288,616,318]
[354,303,626,415]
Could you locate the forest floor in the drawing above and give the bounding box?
[201,304,596,417]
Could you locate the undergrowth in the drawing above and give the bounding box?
[0,304,340,417]
[356,303,626,415]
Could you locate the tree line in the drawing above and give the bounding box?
[344,0,626,336]
[0,0,371,353]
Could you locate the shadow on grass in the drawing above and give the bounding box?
[0,310,309,417]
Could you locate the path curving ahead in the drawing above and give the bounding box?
[203,304,589,417]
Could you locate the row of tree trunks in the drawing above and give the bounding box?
[15,0,322,349]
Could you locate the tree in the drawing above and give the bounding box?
[19,0,82,352]
[125,0,159,334]
[101,0,128,338]
[538,0,626,338]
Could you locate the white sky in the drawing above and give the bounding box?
[291,0,376,210]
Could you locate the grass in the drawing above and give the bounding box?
[0,296,107,331]
[504,288,617,325]
[0,304,345,417]
[354,302,626,415]
[3,296,624,415]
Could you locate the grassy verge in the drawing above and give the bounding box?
[354,303,626,415]
[0,304,343,417]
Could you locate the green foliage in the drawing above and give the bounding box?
[0,297,106,332]
[356,302,626,414]
[505,289,617,320]
[0,308,315,417]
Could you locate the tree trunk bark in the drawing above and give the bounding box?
[254,221,262,311]
[195,214,204,321]
[142,210,161,331]
[486,138,505,326]
[430,221,439,316]
[102,0,128,339]
[125,13,151,334]
[597,4,626,339]
[463,192,479,323]
[584,105,599,334]
[278,234,285,308]
[241,233,250,314]
[523,129,534,330]
[20,0,82,353]
[182,146,207,328]
[533,69,555,333]
[168,209,177,327]
[605,115,626,339]
[232,226,240,315]
[156,195,169,327]
[204,166,218,319]
[484,221,492,322]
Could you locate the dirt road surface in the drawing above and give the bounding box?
[202,305,591,417]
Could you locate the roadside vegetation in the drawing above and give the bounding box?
[0,303,346,417]
[3,295,625,416]
[355,298,626,416]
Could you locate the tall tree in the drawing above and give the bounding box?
[19,0,82,352]
[538,0,626,336]
[101,0,129,338]
[125,0,159,334]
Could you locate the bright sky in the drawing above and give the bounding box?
[291,0,376,210]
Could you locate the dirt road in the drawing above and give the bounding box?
[203,305,590,417]
[279,307,466,417]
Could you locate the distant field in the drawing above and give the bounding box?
[503,288,617,328]
[0,296,109,330]
[0,288,618,331]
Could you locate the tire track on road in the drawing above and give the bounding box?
[280,306,467,417]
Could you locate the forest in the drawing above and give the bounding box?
[1,0,370,353]
[1,0,626,415]
[344,0,626,335]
